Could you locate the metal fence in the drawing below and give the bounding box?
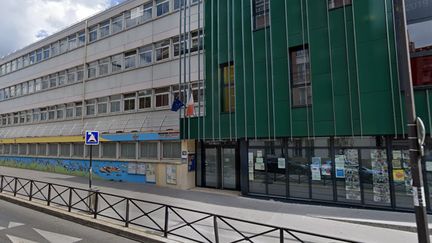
[0,175,361,243]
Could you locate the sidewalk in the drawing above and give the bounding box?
[0,166,429,242]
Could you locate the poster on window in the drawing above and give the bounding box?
[311,157,321,181]
[278,158,286,169]
[371,150,390,203]
[335,155,345,178]
[248,152,254,181]
[128,163,138,174]
[344,149,361,201]
[146,163,156,183]
[136,163,146,175]
[402,150,413,195]
[392,150,402,169]
[166,165,177,185]
[321,161,332,176]
[255,157,265,171]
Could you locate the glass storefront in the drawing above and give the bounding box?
[197,136,432,212]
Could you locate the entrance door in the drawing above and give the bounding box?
[203,146,239,190]
[204,148,218,188]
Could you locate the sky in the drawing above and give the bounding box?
[0,0,126,58]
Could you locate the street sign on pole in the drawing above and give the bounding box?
[85,131,99,189]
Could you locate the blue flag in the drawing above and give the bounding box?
[171,96,185,112]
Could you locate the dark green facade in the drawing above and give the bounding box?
[182,0,432,140]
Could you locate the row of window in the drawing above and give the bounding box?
[0,30,203,102]
[0,0,201,77]
[252,0,352,30]
[0,141,181,160]
[0,82,203,127]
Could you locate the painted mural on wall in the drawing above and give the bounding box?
[0,156,151,184]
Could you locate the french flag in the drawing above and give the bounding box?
[185,89,195,117]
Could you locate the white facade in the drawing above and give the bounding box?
[0,0,204,189]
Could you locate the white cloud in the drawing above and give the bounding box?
[0,0,116,57]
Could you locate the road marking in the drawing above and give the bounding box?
[6,234,39,243]
[34,228,82,243]
[0,226,5,230]
[8,222,24,229]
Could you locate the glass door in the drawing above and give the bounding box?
[222,148,237,190]
[204,148,218,188]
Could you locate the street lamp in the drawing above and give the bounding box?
[393,0,430,242]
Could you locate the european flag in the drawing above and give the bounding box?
[171,97,185,112]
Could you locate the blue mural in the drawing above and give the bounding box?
[0,156,149,184]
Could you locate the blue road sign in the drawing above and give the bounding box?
[85,131,99,145]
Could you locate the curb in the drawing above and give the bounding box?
[0,192,179,243]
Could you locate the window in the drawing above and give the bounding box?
[67,68,76,83]
[290,46,312,106]
[60,144,70,157]
[29,52,35,65]
[143,2,153,21]
[10,86,15,97]
[59,38,68,53]
[32,109,40,122]
[253,0,269,30]
[102,143,117,158]
[155,87,170,107]
[191,29,204,52]
[72,143,84,157]
[138,90,152,109]
[42,77,49,90]
[408,19,432,86]
[156,0,169,17]
[17,57,23,69]
[112,15,123,34]
[140,142,158,158]
[66,104,74,118]
[86,145,100,158]
[221,63,235,112]
[124,50,137,69]
[111,54,123,72]
[22,82,28,95]
[121,143,136,159]
[57,105,64,119]
[75,102,82,117]
[86,99,96,116]
[174,0,186,10]
[124,93,136,111]
[49,74,57,88]
[19,112,25,124]
[125,6,143,28]
[78,31,86,46]
[77,66,84,81]
[36,49,43,62]
[99,58,110,76]
[139,45,153,65]
[99,20,110,38]
[51,42,59,56]
[28,144,37,155]
[37,144,47,156]
[4,145,10,154]
[68,34,77,50]
[15,84,22,97]
[19,144,27,155]
[110,95,121,112]
[4,88,9,99]
[48,144,58,156]
[48,107,55,120]
[89,26,98,42]
[88,61,97,79]
[97,97,108,114]
[173,34,188,56]
[155,40,170,61]
[28,80,35,93]
[328,0,352,9]
[23,55,29,67]
[162,142,181,159]
[58,71,66,86]
[43,46,50,59]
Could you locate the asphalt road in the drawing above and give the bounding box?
[0,200,138,243]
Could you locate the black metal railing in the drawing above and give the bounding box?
[0,175,361,243]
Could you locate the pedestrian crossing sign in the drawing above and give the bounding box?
[85,131,99,145]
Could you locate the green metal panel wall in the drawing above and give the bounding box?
[181,0,429,140]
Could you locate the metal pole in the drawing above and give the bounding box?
[393,0,430,242]
[89,145,92,189]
